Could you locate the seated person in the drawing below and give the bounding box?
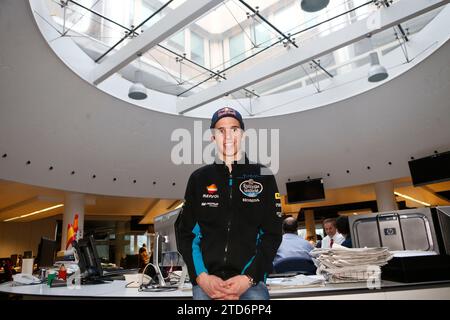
[321,218,345,248]
[274,217,314,264]
[315,234,323,248]
[336,216,352,248]
[138,244,150,272]
[306,235,316,247]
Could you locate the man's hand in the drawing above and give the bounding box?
[196,273,234,299]
[222,275,251,299]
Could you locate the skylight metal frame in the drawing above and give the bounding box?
[176,0,449,114]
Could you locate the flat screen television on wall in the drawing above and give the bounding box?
[286,178,325,204]
[408,151,450,186]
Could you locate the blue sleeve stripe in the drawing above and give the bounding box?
[192,223,208,276]
[256,229,264,245]
[241,229,264,274]
[241,255,256,275]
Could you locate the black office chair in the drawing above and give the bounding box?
[125,254,139,269]
[273,257,317,275]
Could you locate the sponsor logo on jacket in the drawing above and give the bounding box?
[239,179,263,198]
[206,184,218,194]
[203,184,219,199]
[201,202,219,207]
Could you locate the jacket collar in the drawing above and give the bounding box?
[213,153,250,174]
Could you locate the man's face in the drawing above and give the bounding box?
[324,222,336,237]
[212,117,243,161]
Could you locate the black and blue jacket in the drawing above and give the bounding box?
[175,158,283,285]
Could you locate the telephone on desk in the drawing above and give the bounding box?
[12,274,41,285]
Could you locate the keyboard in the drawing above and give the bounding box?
[101,274,125,281]
[267,272,299,278]
[102,268,139,276]
[139,284,179,292]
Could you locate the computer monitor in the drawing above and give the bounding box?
[72,235,103,281]
[23,251,33,259]
[151,232,167,286]
[10,254,18,267]
[153,208,184,267]
[161,251,183,268]
[35,237,57,269]
[138,232,184,290]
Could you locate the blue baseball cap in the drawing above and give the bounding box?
[210,107,245,130]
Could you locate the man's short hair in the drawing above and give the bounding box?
[323,218,336,227]
[282,217,298,233]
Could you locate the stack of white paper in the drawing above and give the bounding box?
[266,274,325,289]
[310,245,393,283]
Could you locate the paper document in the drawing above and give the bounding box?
[310,245,393,283]
[391,250,437,258]
[267,274,325,289]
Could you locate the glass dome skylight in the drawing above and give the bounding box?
[39,0,449,117]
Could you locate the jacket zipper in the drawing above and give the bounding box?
[223,172,233,266]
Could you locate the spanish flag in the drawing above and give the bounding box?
[65,214,79,249]
[66,224,75,250]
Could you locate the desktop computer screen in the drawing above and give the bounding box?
[153,208,183,265]
[10,254,18,267]
[161,251,184,268]
[35,237,57,269]
[73,236,137,284]
[23,251,33,259]
[148,209,186,289]
[72,235,103,281]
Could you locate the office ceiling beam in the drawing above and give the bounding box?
[177,0,449,114]
[139,199,180,224]
[90,0,223,85]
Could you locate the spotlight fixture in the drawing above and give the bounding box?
[301,0,329,12]
[368,52,388,82]
[128,70,147,100]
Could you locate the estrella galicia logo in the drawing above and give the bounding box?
[239,179,263,198]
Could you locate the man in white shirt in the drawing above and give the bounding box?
[321,218,345,248]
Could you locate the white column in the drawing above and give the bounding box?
[304,209,316,240]
[61,193,85,253]
[115,221,126,267]
[374,181,398,212]
[133,235,139,254]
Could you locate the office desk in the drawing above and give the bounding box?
[1,279,450,299]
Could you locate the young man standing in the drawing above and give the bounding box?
[175,107,282,300]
